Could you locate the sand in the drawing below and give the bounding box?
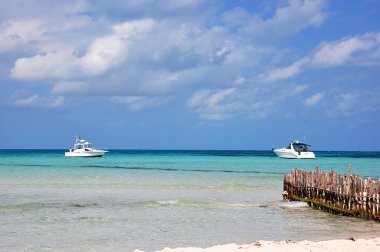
[139,237,380,252]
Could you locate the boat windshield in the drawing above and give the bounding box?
[74,143,92,149]
[292,143,310,152]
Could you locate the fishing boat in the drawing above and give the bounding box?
[65,135,108,157]
[273,140,315,159]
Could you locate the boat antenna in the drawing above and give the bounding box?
[75,134,83,141]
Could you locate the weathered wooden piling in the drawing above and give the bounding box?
[283,165,380,221]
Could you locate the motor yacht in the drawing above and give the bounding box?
[65,135,108,157]
[273,140,315,159]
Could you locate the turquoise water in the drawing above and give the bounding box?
[0,150,379,251]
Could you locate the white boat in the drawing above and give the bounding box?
[65,135,108,157]
[273,140,315,159]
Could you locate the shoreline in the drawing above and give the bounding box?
[145,237,380,252]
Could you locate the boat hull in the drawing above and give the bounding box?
[65,150,107,157]
[273,149,315,159]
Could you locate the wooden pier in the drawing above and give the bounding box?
[283,165,380,221]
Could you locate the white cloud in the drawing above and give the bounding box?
[336,93,357,113]
[12,93,65,108]
[223,0,327,40]
[0,1,92,54]
[80,35,127,75]
[187,90,210,108]
[233,75,246,85]
[274,0,327,27]
[186,81,312,121]
[305,92,323,106]
[262,58,308,83]
[187,88,242,120]
[80,19,156,75]
[51,69,183,96]
[207,88,235,107]
[10,49,80,80]
[0,20,44,53]
[276,84,309,100]
[110,95,169,111]
[292,85,309,96]
[262,32,380,83]
[312,33,380,66]
[325,90,380,117]
[10,19,156,80]
[47,19,261,97]
[13,94,40,107]
[7,3,268,101]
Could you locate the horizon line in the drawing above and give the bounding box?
[1,148,380,152]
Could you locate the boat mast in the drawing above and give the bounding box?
[75,134,83,144]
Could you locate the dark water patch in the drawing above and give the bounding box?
[0,163,52,167]
[107,149,275,157]
[69,203,99,208]
[79,164,284,175]
[0,202,102,214]
[19,164,52,167]
[315,151,380,158]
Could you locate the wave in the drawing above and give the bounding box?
[279,201,309,209]
[138,199,275,209]
[140,183,259,191]
[209,183,257,191]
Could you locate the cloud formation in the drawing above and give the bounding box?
[1,0,379,123]
[312,33,380,67]
[187,88,242,120]
[10,19,155,80]
[110,95,170,112]
[305,92,323,106]
[262,32,380,83]
[11,92,65,108]
[330,91,380,116]
[262,59,308,83]
[0,20,44,53]
[222,0,327,40]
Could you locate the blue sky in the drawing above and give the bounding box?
[0,0,379,150]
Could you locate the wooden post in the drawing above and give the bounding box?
[283,166,380,221]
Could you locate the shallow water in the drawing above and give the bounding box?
[0,150,379,251]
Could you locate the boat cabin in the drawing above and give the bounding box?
[74,140,93,150]
[290,142,310,153]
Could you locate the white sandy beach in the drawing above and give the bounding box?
[143,237,380,252]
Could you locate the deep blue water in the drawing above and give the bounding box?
[2,149,380,157]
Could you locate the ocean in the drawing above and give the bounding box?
[0,150,379,251]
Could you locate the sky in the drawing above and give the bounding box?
[0,0,379,151]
